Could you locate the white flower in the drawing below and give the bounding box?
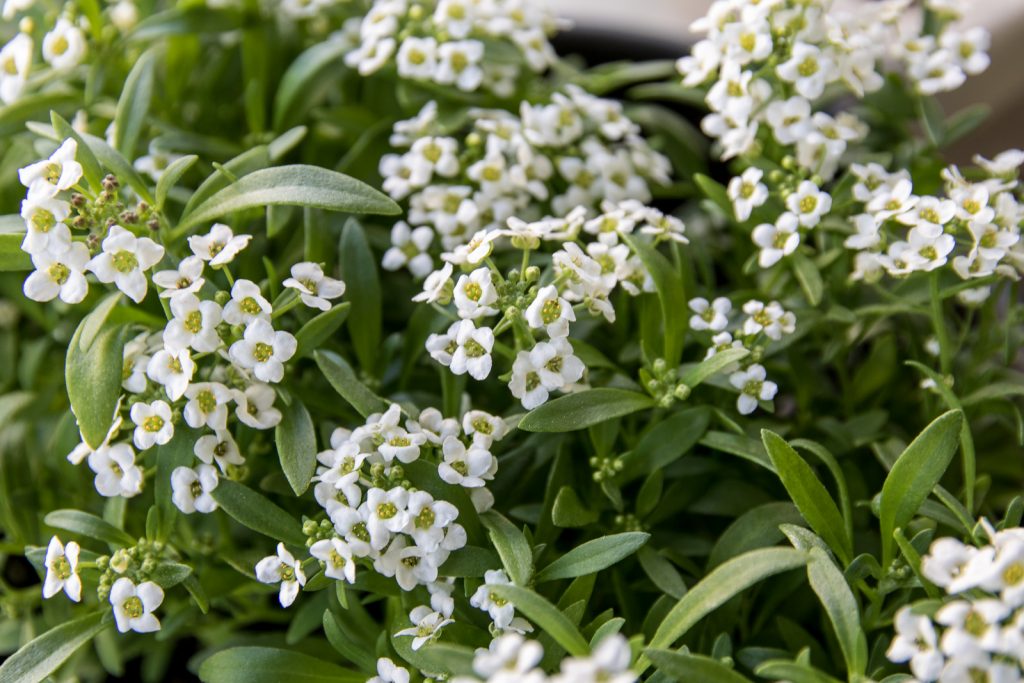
[887,607,944,682]
[395,605,453,651]
[19,139,83,199]
[902,229,956,272]
[910,49,965,96]
[409,137,460,179]
[188,223,252,266]
[728,168,769,222]
[0,33,32,104]
[23,241,90,304]
[130,400,174,450]
[446,319,493,380]
[462,410,508,446]
[146,348,196,401]
[378,423,426,464]
[362,486,409,551]
[377,537,441,591]
[110,578,163,633]
[940,27,990,76]
[368,658,410,683]
[43,536,81,602]
[896,196,956,238]
[234,382,282,429]
[844,214,881,250]
[396,36,438,81]
[438,436,492,488]
[742,300,795,341]
[164,294,222,354]
[729,364,778,415]
[183,382,232,431]
[69,412,124,466]
[413,262,454,303]
[406,490,459,552]
[42,19,86,72]
[331,506,373,558]
[453,268,499,319]
[109,1,140,33]
[255,543,306,607]
[133,147,183,182]
[222,279,272,326]
[688,297,731,332]
[171,464,219,514]
[435,40,485,91]
[86,226,165,303]
[867,178,917,220]
[509,338,585,410]
[982,537,1024,607]
[975,149,1024,176]
[786,181,832,228]
[383,222,434,278]
[752,213,801,268]
[2,0,34,21]
[471,633,543,678]
[194,430,245,472]
[310,537,357,583]
[777,42,834,100]
[525,284,576,338]
[229,318,297,383]
[470,569,517,629]
[152,256,205,299]
[20,195,71,255]
[88,443,143,497]
[556,633,634,683]
[936,599,1008,655]
[283,262,346,311]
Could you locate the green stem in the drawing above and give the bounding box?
[929,272,952,376]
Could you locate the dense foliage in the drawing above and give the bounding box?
[0,1,1022,682]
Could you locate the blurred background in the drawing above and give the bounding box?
[550,0,1024,158]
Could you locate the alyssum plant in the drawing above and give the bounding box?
[0,0,1021,681]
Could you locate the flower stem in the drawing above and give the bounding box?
[929,272,952,376]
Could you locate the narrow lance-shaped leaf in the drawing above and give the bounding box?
[197,646,366,683]
[65,300,125,449]
[624,234,687,367]
[0,610,107,683]
[339,219,382,374]
[488,585,590,657]
[113,47,158,160]
[173,165,400,236]
[762,430,852,564]
[314,350,388,418]
[519,388,655,433]
[43,509,134,546]
[211,479,306,547]
[879,409,963,565]
[646,650,754,683]
[639,547,808,674]
[155,154,198,210]
[806,547,868,677]
[480,510,534,586]
[276,398,317,496]
[535,532,650,582]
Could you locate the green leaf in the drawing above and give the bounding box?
[480,510,534,586]
[552,486,598,528]
[150,562,193,589]
[155,154,198,210]
[273,40,349,131]
[488,585,589,656]
[519,388,655,433]
[791,252,823,307]
[699,431,775,473]
[78,132,155,205]
[211,479,306,547]
[43,509,134,546]
[438,546,501,577]
[276,399,317,496]
[879,410,963,565]
[641,548,808,672]
[198,647,364,683]
[620,407,710,481]
[129,6,253,41]
[679,348,750,389]
[623,235,687,366]
[918,96,945,147]
[647,650,753,683]
[155,428,197,540]
[113,48,158,161]
[707,502,803,569]
[294,302,351,358]
[638,546,687,600]
[314,350,388,418]
[0,231,31,271]
[0,610,107,683]
[184,145,270,217]
[65,312,124,450]
[339,219,382,373]
[174,165,399,235]
[806,547,867,676]
[762,430,852,564]
[694,173,732,215]
[943,104,989,146]
[536,532,649,582]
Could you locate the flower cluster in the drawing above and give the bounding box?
[256,403,507,603]
[379,91,671,275]
[344,0,560,94]
[843,155,1023,302]
[887,524,1024,682]
[450,632,635,683]
[0,15,87,105]
[41,535,173,634]
[418,200,687,409]
[689,296,795,414]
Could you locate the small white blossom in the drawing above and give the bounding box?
[23,241,90,304]
[194,430,245,472]
[0,33,33,104]
[752,213,801,267]
[86,226,165,304]
[164,294,222,354]
[383,222,434,278]
[222,279,272,326]
[234,382,282,429]
[255,543,306,607]
[368,658,410,683]
[728,168,769,222]
[309,537,357,583]
[438,436,492,488]
[453,268,499,319]
[152,256,205,299]
[689,297,731,332]
[171,464,219,514]
[525,284,576,338]
[19,139,83,199]
[110,578,164,633]
[283,262,346,311]
[729,364,778,415]
[229,319,297,383]
[88,443,143,497]
[130,400,174,450]
[188,223,251,266]
[183,382,232,431]
[146,348,196,401]
[42,536,81,602]
[42,19,86,71]
[395,605,453,651]
[786,181,832,228]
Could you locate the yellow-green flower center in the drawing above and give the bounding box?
[144,415,165,432]
[113,250,139,274]
[254,342,274,363]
